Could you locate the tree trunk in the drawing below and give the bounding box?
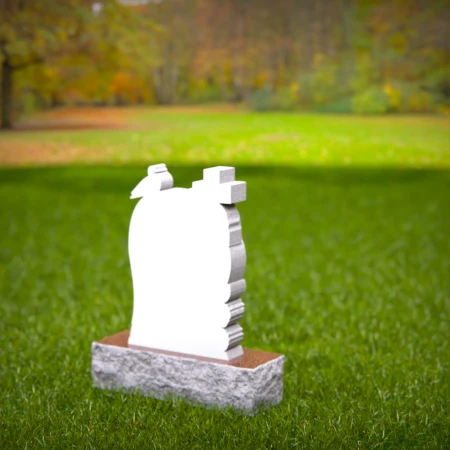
[1,59,13,129]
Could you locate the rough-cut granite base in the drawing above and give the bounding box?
[91,331,284,415]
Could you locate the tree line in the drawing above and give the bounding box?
[1,0,449,128]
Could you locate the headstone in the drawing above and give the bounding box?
[91,164,285,414]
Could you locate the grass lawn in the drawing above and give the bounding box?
[0,107,449,168]
[0,108,449,448]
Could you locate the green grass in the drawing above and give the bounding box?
[1,165,449,449]
[1,109,449,167]
[1,109,449,448]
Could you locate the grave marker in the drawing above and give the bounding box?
[91,164,285,414]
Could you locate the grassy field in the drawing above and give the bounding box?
[0,107,449,168]
[0,108,449,448]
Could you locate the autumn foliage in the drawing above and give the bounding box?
[1,0,449,127]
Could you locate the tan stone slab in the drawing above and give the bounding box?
[97,330,282,369]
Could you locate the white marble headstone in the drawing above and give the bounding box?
[128,164,247,361]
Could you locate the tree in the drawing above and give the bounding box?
[2,0,448,118]
[0,1,90,128]
[0,0,145,128]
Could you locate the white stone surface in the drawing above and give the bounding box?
[91,341,285,415]
[128,164,247,361]
[192,179,247,204]
[203,166,236,184]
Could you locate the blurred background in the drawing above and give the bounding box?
[1,0,449,129]
[1,1,450,448]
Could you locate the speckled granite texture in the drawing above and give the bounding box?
[91,332,284,415]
